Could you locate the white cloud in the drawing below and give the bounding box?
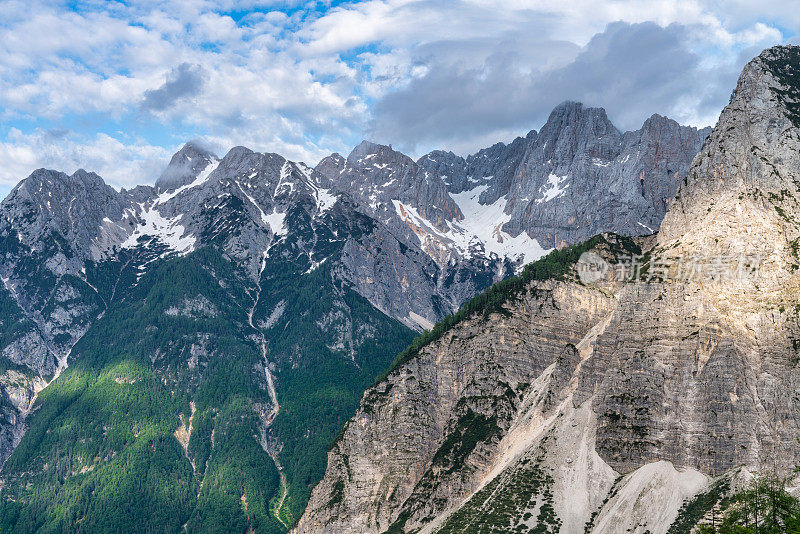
[0,129,170,191]
[733,21,784,46]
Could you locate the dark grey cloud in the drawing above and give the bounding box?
[369,22,742,154]
[141,63,206,112]
[536,22,727,129]
[43,128,70,139]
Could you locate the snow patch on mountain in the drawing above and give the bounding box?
[276,162,295,196]
[391,200,451,254]
[450,185,550,266]
[315,188,338,214]
[536,173,569,203]
[155,159,220,205]
[392,185,549,269]
[304,176,338,215]
[121,204,195,253]
[262,211,287,236]
[235,184,288,237]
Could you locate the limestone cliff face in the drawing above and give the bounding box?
[297,272,620,533]
[297,46,800,534]
[595,43,800,477]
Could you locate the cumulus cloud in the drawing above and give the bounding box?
[0,128,170,194]
[141,63,206,111]
[537,22,725,128]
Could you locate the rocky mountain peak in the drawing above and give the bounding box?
[538,101,620,152]
[495,98,709,247]
[13,168,109,197]
[3,168,125,240]
[179,139,216,158]
[68,168,106,186]
[522,101,622,175]
[641,112,673,127]
[7,168,66,201]
[156,141,219,192]
[218,145,277,173]
[633,113,712,151]
[646,44,800,369]
[418,149,461,163]
[314,140,464,237]
[0,165,133,318]
[416,150,468,192]
[345,140,414,170]
[660,44,800,251]
[221,145,254,161]
[313,152,346,181]
[212,146,319,206]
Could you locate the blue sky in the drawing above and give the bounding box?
[0,1,797,198]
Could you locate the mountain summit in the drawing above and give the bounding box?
[155,141,219,192]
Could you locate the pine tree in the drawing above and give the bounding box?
[713,472,800,533]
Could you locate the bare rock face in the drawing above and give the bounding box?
[314,140,465,261]
[312,141,524,327]
[295,238,632,534]
[610,43,800,476]
[297,45,800,534]
[1,168,129,265]
[415,103,709,252]
[417,132,533,199]
[500,103,709,247]
[338,140,463,231]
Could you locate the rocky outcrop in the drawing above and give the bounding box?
[297,45,800,533]
[1,168,130,264]
[416,132,533,198]
[296,237,636,533]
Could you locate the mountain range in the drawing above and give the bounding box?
[298,45,800,533]
[0,52,717,532]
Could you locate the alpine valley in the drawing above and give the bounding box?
[11,40,800,534]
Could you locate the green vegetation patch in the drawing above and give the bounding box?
[0,247,285,533]
[431,450,561,533]
[668,478,731,534]
[764,46,800,129]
